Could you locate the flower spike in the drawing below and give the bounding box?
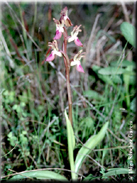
[45,51,55,62]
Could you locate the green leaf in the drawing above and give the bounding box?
[92,65,116,88]
[64,110,75,150]
[120,22,135,47]
[10,170,68,180]
[111,75,122,84]
[100,75,116,87]
[103,168,135,178]
[7,132,18,147]
[12,104,18,110]
[64,110,76,180]
[98,67,125,75]
[110,60,135,67]
[75,122,109,174]
[83,90,104,100]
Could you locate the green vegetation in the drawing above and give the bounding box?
[1,2,135,181]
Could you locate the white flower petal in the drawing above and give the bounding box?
[53,50,62,57]
[68,35,76,42]
[70,60,80,66]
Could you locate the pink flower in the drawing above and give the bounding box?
[70,50,85,73]
[68,25,83,47]
[45,40,62,62]
[46,51,55,62]
[76,63,84,73]
[54,29,62,40]
[74,37,83,47]
[53,18,64,40]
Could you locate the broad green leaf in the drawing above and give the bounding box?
[111,75,122,84]
[64,110,76,180]
[92,65,116,88]
[103,168,134,178]
[98,67,125,75]
[75,122,109,174]
[10,170,68,180]
[110,60,135,67]
[83,90,104,100]
[120,22,135,47]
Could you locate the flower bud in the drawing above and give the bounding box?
[60,7,73,27]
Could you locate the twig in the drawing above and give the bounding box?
[87,155,105,169]
[93,145,129,151]
[120,131,130,142]
[121,1,130,23]
[85,13,101,62]
[1,144,18,158]
[0,29,14,68]
[84,13,101,90]
[104,17,115,32]
[107,128,127,143]
[132,2,136,25]
[105,40,121,54]
[29,154,39,169]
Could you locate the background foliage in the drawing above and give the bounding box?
[1,2,136,181]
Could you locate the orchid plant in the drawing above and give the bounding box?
[44,7,109,180]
